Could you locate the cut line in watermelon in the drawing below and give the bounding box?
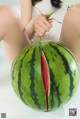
[40,50,50,111]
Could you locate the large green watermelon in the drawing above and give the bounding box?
[11,40,80,112]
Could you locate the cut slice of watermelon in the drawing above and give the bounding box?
[40,50,50,111]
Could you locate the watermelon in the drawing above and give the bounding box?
[11,40,80,112]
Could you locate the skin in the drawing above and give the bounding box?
[60,4,80,66]
[0,2,80,67]
[0,6,29,63]
[0,0,52,64]
[21,0,52,39]
[21,2,80,66]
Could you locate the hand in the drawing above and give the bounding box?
[33,14,52,37]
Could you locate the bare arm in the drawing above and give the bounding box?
[21,0,32,25]
[21,0,52,39]
[21,0,35,39]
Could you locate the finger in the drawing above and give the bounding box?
[48,19,53,23]
[41,16,52,28]
[34,22,46,34]
[48,18,54,20]
[35,17,50,32]
[39,20,50,32]
[35,29,45,37]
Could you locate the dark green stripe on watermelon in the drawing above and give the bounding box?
[56,43,76,59]
[12,46,32,81]
[49,68,62,108]
[18,63,27,105]
[49,43,74,97]
[13,46,33,105]
[55,42,79,71]
[28,47,41,109]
